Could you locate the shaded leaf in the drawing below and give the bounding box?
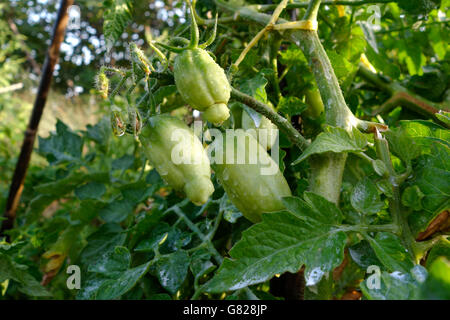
[153,250,190,294]
[95,262,151,300]
[277,96,307,117]
[75,182,106,200]
[99,198,134,223]
[80,223,126,265]
[38,120,83,165]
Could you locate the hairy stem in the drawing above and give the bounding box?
[302,0,322,22]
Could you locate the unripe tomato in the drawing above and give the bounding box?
[140,114,214,205]
[212,130,291,223]
[174,48,231,125]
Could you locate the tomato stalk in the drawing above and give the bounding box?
[374,129,418,262]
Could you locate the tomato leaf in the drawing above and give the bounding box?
[361,265,427,300]
[351,177,385,215]
[204,192,347,292]
[366,232,415,273]
[292,127,368,165]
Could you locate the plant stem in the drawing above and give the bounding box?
[302,0,322,22]
[339,223,400,234]
[171,206,223,264]
[374,130,417,262]
[172,207,208,242]
[269,36,282,103]
[230,87,309,151]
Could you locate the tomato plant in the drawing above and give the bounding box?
[0,0,449,301]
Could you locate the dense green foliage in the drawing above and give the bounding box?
[0,0,449,300]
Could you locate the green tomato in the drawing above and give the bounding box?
[174,48,231,125]
[212,130,292,223]
[140,114,214,205]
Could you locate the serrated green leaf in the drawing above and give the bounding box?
[239,73,268,104]
[37,120,83,165]
[72,200,104,222]
[350,177,384,214]
[279,45,307,67]
[366,232,415,273]
[112,154,135,170]
[292,127,368,165]
[153,250,190,294]
[99,198,133,223]
[349,240,382,269]
[120,181,153,204]
[361,265,427,300]
[190,249,215,282]
[95,262,151,300]
[0,253,51,297]
[219,194,242,224]
[75,182,106,200]
[76,273,110,300]
[237,73,269,127]
[365,45,401,79]
[407,142,450,236]
[277,96,307,117]
[85,116,111,150]
[386,121,450,163]
[327,50,358,92]
[34,171,109,196]
[80,223,126,265]
[103,0,133,52]
[135,222,191,254]
[153,85,178,106]
[204,194,347,292]
[88,246,131,275]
